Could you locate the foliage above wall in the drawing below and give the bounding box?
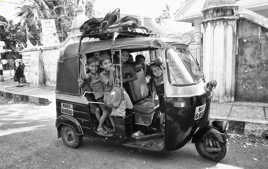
[17,0,94,47]
[0,15,27,51]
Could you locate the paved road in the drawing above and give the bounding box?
[0,100,267,169]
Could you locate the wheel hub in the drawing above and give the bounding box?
[66,130,75,142]
[204,134,222,152]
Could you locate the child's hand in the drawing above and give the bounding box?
[77,78,84,86]
[109,66,115,72]
[80,55,87,65]
[145,76,151,83]
[84,73,90,79]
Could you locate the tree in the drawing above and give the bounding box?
[0,15,8,42]
[17,1,50,46]
[8,22,27,50]
[0,16,27,51]
[17,0,95,45]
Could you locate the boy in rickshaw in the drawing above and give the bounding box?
[78,55,112,136]
[99,52,116,133]
[121,50,137,83]
[135,54,149,75]
[100,51,133,123]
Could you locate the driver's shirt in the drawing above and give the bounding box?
[122,63,137,83]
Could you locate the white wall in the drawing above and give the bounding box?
[202,20,236,102]
[21,46,60,87]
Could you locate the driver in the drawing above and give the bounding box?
[121,50,137,83]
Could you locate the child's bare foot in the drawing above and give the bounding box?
[96,127,112,137]
[104,125,115,133]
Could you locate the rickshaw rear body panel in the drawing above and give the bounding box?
[56,57,80,96]
[56,96,94,136]
[55,96,128,140]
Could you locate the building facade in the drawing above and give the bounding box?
[176,0,268,103]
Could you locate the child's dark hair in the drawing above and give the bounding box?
[149,59,163,77]
[87,56,99,65]
[100,51,111,64]
[136,54,145,62]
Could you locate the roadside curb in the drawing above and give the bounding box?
[210,101,268,138]
[0,90,51,105]
[210,116,268,138]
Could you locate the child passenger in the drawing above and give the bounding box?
[78,55,112,136]
[99,52,133,128]
[99,52,116,132]
[149,60,165,112]
[78,56,102,119]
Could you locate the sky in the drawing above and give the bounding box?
[0,0,185,22]
[94,0,184,18]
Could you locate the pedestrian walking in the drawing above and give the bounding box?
[15,60,26,87]
[0,63,3,82]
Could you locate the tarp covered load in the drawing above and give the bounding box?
[80,9,151,39]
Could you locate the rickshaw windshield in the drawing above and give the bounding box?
[165,48,203,86]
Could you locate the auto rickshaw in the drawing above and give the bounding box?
[55,29,227,162]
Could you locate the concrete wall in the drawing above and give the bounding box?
[202,17,268,103]
[42,47,60,87]
[21,46,59,87]
[236,19,268,102]
[21,50,41,86]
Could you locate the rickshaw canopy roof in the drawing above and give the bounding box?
[57,37,166,95]
[61,37,167,60]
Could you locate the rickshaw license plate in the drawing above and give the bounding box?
[194,104,206,120]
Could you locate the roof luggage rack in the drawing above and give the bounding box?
[81,27,152,40]
[78,9,153,54]
[79,9,153,40]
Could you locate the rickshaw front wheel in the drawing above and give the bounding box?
[61,126,82,148]
[195,130,227,162]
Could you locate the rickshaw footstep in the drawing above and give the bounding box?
[131,132,163,140]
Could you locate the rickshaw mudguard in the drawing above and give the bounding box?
[163,93,211,151]
[164,103,196,151]
[192,126,226,144]
[56,114,84,137]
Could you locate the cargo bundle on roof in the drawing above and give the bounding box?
[79,9,152,40]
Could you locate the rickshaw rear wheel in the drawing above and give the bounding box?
[61,126,82,148]
[195,131,227,162]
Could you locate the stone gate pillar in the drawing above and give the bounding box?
[202,0,238,102]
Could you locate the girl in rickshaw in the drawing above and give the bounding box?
[148,59,165,112]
